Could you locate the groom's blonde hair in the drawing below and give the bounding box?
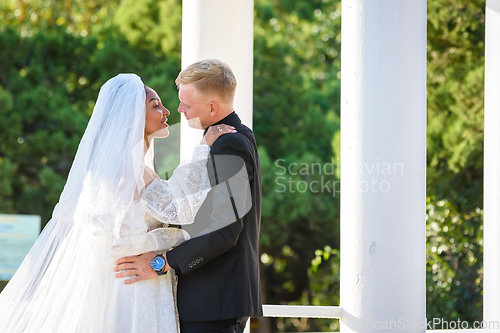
[175,59,237,104]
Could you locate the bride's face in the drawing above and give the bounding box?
[144,86,170,139]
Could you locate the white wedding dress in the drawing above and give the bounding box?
[0,74,211,333]
[105,145,211,333]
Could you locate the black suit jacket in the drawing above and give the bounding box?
[166,112,263,322]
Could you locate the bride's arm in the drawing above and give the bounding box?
[141,124,236,226]
[142,144,212,226]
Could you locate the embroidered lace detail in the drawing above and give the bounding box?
[142,145,211,226]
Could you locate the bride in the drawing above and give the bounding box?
[0,73,235,332]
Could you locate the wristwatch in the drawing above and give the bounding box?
[150,254,167,276]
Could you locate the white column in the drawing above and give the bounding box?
[180,0,254,160]
[484,1,500,331]
[340,1,427,332]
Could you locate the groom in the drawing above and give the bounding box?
[116,59,263,333]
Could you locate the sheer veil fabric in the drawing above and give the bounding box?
[0,74,203,332]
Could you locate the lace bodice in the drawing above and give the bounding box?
[111,145,212,256]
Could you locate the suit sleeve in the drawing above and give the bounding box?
[166,134,254,275]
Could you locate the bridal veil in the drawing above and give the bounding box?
[0,74,163,332]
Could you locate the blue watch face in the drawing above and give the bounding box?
[151,256,166,270]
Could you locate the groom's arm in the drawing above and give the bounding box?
[166,133,254,275]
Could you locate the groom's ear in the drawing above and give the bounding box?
[209,101,218,117]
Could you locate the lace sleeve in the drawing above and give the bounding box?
[111,225,191,256]
[142,144,211,225]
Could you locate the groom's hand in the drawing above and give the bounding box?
[114,252,171,284]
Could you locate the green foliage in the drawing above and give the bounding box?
[254,3,342,328]
[254,0,341,159]
[0,28,92,223]
[0,0,122,36]
[306,246,340,331]
[258,146,339,308]
[426,198,483,323]
[425,0,485,323]
[263,245,340,332]
[427,0,485,210]
[113,0,181,54]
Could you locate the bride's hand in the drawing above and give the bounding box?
[201,124,237,147]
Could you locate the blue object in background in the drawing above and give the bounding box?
[0,214,41,280]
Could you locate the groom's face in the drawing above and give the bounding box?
[177,83,211,130]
